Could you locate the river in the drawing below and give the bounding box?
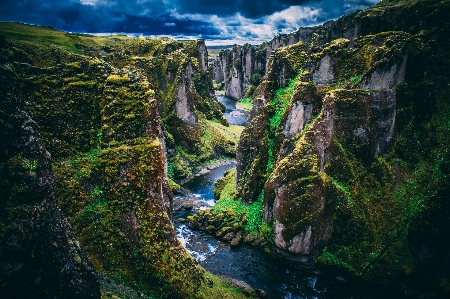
[216,93,250,126]
[173,94,361,299]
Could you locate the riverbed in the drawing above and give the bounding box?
[172,94,361,299]
[173,163,360,299]
[217,93,250,126]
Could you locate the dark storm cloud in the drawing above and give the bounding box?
[173,0,312,19]
[0,0,379,41]
[0,0,218,35]
[1,0,112,32]
[119,14,220,36]
[310,0,379,23]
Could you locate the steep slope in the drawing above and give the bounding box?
[0,63,100,298]
[212,44,266,101]
[0,24,247,298]
[0,22,234,184]
[235,0,450,297]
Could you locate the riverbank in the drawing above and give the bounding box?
[179,158,236,185]
[173,163,361,299]
[236,98,253,111]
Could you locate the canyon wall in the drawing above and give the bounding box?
[212,44,265,100]
[235,0,450,297]
[0,63,100,299]
[0,26,245,298]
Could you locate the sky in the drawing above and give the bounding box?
[0,0,380,45]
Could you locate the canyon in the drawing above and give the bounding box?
[1,0,450,298]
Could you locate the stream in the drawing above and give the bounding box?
[173,95,361,299]
[216,93,250,125]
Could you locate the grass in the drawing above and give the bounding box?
[237,97,253,111]
[106,74,131,85]
[207,120,245,140]
[265,74,300,172]
[198,272,249,299]
[212,168,269,238]
[268,74,300,130]
[0,22,84,54]
[0,21,194,67]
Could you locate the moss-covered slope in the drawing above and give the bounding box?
[235,0,450,297]
[0,22,234,184]
[0,62,100,298]
[0,24,247,298]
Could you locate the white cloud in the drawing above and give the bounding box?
[168,5,325,44]
[267,6,322,26]
[79,0,97,5]
[78,1,378,45]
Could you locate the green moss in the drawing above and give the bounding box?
[316,251,358,274]
[168,152,193,181]
[197,272,248,299]
[106,74,130,85]
[210,169,271,239]
[236,97,253,111]
[54,138,211,298]
[267,74,302,171]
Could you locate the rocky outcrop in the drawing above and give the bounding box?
[0,64,100,298]
[358,55,407,91]
[0,25,245,298]
[213,0,447,101]
[282,99,313,139]
[236,42,310,204]
[263,89,398,258]
[212,44,265,100]
[263,0,444,70]
[175,58,198,127]
[312,54,336,85]
[196,40,208,71]
[235,0,450,297]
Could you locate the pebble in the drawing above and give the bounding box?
[230,231,242,247]
[244,233,255,244]
[181,202,194,210]
[223,232,235,242]
[252,238,263,246]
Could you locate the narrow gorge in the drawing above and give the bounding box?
[1,0,450,298]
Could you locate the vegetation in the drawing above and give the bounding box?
[233,0,450,298]
[3,0,450,298]
[236,97,253,111]
[212,169,268,238]
[187,168,272,247]
[0,22,250,299]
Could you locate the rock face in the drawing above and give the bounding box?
[175,58,198,126]
[196,40,208,71]
[212,0,445,100]
[212,44,265,100]
[236,0,450,297]
[0,26,243,298]
[282,99,313,139]
[0,64,100,298]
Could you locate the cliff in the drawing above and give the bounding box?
[0,24,247,298]
[212,44,265,100]
[0,63,100,298]
[235,0,450,297]
[1,23,233,184]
